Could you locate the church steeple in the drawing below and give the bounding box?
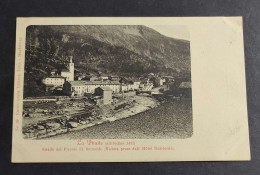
[60,55,74,81]
[67,56,74,81]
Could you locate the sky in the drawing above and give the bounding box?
[146,25,190,41]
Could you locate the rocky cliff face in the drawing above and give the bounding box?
[26,25,190,75]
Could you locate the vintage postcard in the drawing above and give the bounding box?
[12,17,250,162]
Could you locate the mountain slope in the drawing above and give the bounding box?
[26,25,190,73]
[24,25,190,97]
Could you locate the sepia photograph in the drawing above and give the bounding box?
[22,25,192,140]
[11,17,250,163]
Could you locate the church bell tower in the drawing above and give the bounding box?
[68,56,74,81]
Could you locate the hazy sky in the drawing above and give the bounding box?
[146,25,190,41]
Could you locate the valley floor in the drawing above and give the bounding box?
[49,97,193,139]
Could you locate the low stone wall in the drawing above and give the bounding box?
[23,96,70,102]
[23,99,57,102]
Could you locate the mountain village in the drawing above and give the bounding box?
[40,55,187,103]
[22,55,191,139]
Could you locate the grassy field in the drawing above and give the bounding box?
[50,97,193,139]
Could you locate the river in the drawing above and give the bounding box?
[49,98,192,139]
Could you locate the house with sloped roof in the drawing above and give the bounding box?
[42,75,66,91]
[63,80,122,97]
[63,81,85,97]
[94,87,113,105]
[109,75,121,81]
[84,80,121,94]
